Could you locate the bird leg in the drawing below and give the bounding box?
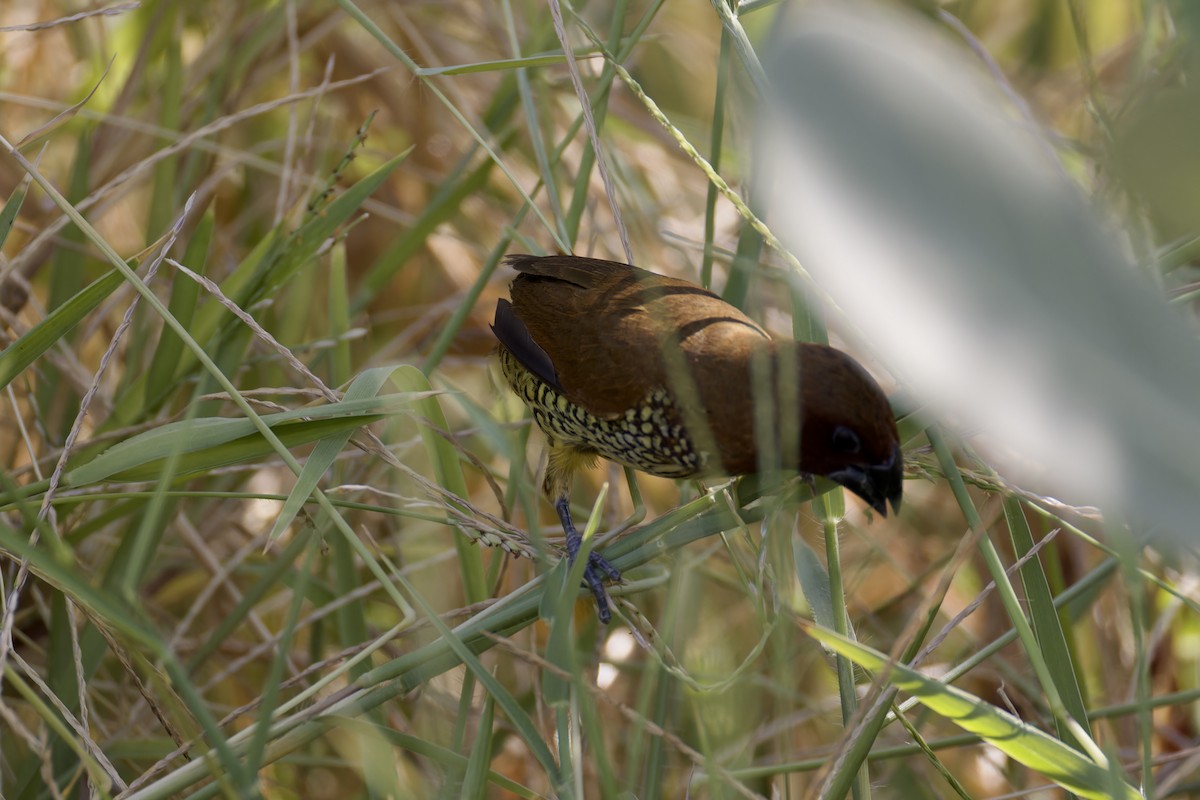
[545,444,621,623]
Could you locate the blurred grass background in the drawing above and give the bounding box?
[0,0,1198,798]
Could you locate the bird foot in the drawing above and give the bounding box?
[556,498,621,624]
[581,551,620,624]
[589,550,621,581]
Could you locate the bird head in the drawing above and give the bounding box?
[790,344,903,516]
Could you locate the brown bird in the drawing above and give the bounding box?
[492,254,902,622]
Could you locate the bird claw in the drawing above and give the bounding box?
[555,498,621,624]
[571,548,620,625]
[589,550,621,581]
[581,557,614,625]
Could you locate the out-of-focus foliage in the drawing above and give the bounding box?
[762,0,1200,541]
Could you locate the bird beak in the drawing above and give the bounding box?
[826,444,903,517]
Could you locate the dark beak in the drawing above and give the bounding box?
[826,444,903,517]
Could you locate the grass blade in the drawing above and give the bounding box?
[804,623,1141,800]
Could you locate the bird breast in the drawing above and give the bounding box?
[499,348,706,478]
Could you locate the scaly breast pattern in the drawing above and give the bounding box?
[500,348,704,478]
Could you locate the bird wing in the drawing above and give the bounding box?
[504,253,626,289]
[498,255,768,417]
[490,297,562,390]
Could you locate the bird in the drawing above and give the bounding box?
[491,254,902,623]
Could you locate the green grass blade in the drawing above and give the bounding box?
[45,129,92,313]
[185,527,315,671]
[345,720,540,799]
[144,208,212,410]
[243,537,319,781]
[353,140,511,313]
[66,395,415,486]
[266,366,404,543]
[364,556,565,789]
[129,151,408,422]
[93,415,385,484]
[802,623,1141,800]
[391,366,487,605]
[0,268,124,392]
[416,51,599,76]
[263,150,410,297]
[0,172,28,251]
[327,242,352,387]
[461,693,495,799]
[30,129,92,448]
[1005,496,1090,750]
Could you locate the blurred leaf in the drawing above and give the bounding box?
[1113,82,1200,241]
[1166,0,1200,51]
[760,0,1200,539]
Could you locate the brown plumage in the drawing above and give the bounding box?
[492,254,902,622]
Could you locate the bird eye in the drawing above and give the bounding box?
[831,425,861,454]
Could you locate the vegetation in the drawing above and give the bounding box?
[0,1,1197,798]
